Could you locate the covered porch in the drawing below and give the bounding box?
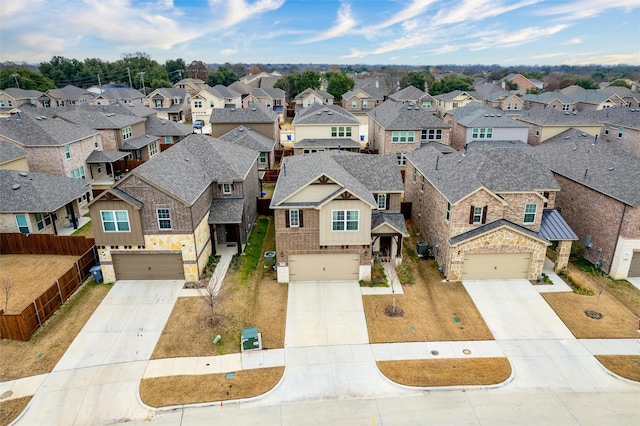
[209,198,246,256]
[371,212,409,266]
[539,209,578,273]
[85,150,131,191]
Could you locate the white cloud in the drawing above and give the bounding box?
[370,0,438,30]
[303,2,357,43]
[564,38,582,45]
[467,24,568,51]
[537,0,640,20]
[565,53,640,65]
[210,0,285,29]
[434,0,539,26]
[430,44,460,55]
[220,49,238,56]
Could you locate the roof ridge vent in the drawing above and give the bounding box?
[231,108,236,112]
[18,171,28,177]
[11,183,20,190]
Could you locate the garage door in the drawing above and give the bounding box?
[629,252,640,277]
[462,253,531,280]
[289,254,359,281]
[112,253,185,280]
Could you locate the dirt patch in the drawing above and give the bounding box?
[0,254,79,312]
[140,367,284,407]
[377,358,511,387]
[0,282,112,381]
[595,355,640,382]
[0,396,31,426]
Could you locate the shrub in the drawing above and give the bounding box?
[563,271,594,296]
[396,261,415,285]
[570,243,586,261]
[370,258,389,287]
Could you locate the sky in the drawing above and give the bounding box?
[1,0,639,66]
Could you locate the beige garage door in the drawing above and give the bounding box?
[289,254,359,281]
[462,253,531,280]
[112,253,185,280]
[629,252,640,277]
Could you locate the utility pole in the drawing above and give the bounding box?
[126,67,133,89]
[138,72,146,94]
[178,70,183,80]
[11,73,20,88]
[97,74,102,93]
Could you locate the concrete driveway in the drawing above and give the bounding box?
[16,280,183,426]
[285,281,369,347]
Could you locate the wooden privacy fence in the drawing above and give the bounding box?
[261,169,280,184]
[257,197,274,216]
[0,246,98,341]
[1,233,94,255]
[274,149,294,163]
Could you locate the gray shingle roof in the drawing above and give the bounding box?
[521,92,575,105]
[516,106,603,126]
[294,138,360,149]
[209,198,244,224]
[53,107,144,129]
[368,100,450,130]
[406,144,559,204]
[46,85,92,101]
[565,89,623,105]
[0,169,91,213]
[293,103,360,125]
[218,125,276,151]
[295,88,334,100]
[205,85,241,99]
[449,219,548,245]
[332,153,404,192]
[531,128,640,206]
[209,102,278,124]
[470,84,512,101]
[94,87,145,101]
[433,90,476,102]
[2,88,43,99]
[447,102,527,128]
[228,81,253,95]
[129,134,257,205]
[121,134,160,150]
[0,110,99,147]
[371,212,409,236]
[539,209,578,240]
[85,149,129,163]
[145,116,193,137]
[0,141,26,163]
[598,107,640,130]
[389,85,426,102]
[343,83,387,101]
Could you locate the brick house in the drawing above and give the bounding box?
[292,103,361,153]
[342,83,387,115]
[388,85,436,114]
[531,128,640,279]
[0,88,42,117]
[209,102,280,141]
[89,87,146,106]
[434,90,478,118]
[444,102,529,150]
[218,125,276,170]
[270,152,407,283]
[242,87,287,118]
[472,85,524,114]
[368,100,451,165]
[88,134,259,282]
[146,88,191,122]
[37,85,94,108]
[599,86,640,108]
[190,85,242,124]
[498,73,543,92]
[521,92,577,111]
[174,78,206,97]
[598,107,640,157]
[294,88,334,114]
[405,143,576,281]
[516,107,603,146]
[565,90,626,111]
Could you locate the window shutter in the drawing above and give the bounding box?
[482,206,488,224]
[386,193,390,210]
[469,206,475,224]
[299,210,304,227]
[285,211,290,228]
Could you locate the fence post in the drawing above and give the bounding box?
[76,260,82,281]
[33,301,42,328]
[56,279,64,303]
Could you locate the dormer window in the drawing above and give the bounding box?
[172,97,181,105]
[222,183,233,194]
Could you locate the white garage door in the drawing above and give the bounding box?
[463,253,531,280]
[289,254,359,281]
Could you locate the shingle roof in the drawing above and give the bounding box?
[46,85,91,100]
[368,100,450,130]
[209,198,245,224]
[121,134,160,150]
[129,134,257,205]
[539,209,578,240]
[0,169,91,213]
[449,219,548,246]
[447,102,528,128]
[433,90,476,102]
[598,107,640,130]
[470,85,512,101]
[145,116,193,137]
[228,81,253,95]
[110,187,143,207]
[94,87,145,101]
[152,88,188,99]
[332,154,404,192]
[0,110,99,146]
[294,138,360,149]
[53,107,144,129]
[516,107,602,126]
[205,85,241,99]
[2,88,43,99]
[85,149,129,163]
[209,102,278,124]
[389,85,426,102]
[406,144,559,203]
[292,103,360,125]
[531,128,640,206]
[0,141,26,163]
[565,89,622,105]
[371,212,409,237]
[521,92,575,105]
[218,125,276,151]
[343,83,387,101]
[295,88,334,100]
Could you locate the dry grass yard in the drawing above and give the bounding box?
[595,355,640,382]
[0,396,31,426]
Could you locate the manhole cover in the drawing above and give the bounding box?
[430,350,439,356]
[462,349,472,355]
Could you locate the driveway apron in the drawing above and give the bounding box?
[16,280,183,426]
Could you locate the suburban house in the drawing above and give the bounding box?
[239,71,283,89]
[565,90,626,111]
[367,100,451,165]
[146,88,191,122]
[434,90,478,118]
[0,88,42,116]
[521,92,577,111]
[88,134,259,282]
[405,143,575,281]
[218,125,276,170]
[174,78,206,97]
[37,85,94,107]
[270,151,408,283]
[190,85,242,124]
[0,140,28,171]
[599,86,640,108]
[498,73,543,92]
[342,83,387,114]
[444,102,529,150]
[145,116,193,146]
[241,87,287,117]
[0,169,92,234]
[471,85,524,113]
[209,102,280,141]
[292,103,361,153]
[89,87,146,106]
[531,128,640,279]
[516,107,602,146]
[294,88,334,113]
[388,85,436,113]
[598,107,640,156]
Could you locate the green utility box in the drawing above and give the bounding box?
[241,327,261,352]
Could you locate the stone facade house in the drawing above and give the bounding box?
[516,107,603,146]
[190,85,242,123]
[89,134,260,282]
[434,90,478,118]
[292,103,361,153]
[531,128,640,279]
[146,88,191,122]
[405,143,576,281]
[209,102,280,141]
[270,151,408,283]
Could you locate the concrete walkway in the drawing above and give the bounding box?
[179,244,236,297]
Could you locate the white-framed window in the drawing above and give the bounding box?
[222,183,232,194]
[155,99,163,108]
[289,209,300,227]
[157,208,171,229]
[172,97,180,105]
[149,141,158,156]
[330,126,352,137]
[165,136,172,144]
[513,103,519,110]
[362,100,368,108]
[562,104,570,111]
[332,210,359,231]
[210,100,215,107]
[422,101,431,109]
[266,100,271,108]
[307,99,312,106]
[446,202,451,221]
[70,166,85,179]
[604,124,610,135]
[392,131,414,143]
[64,145,71,159]
[194,100,202,108]
[524,203,537,224]
[506,103,512,110]
[259,152,267,163]
[376,194,387,210]
[421,176,425,192]
[15,214,29,234]
[618,127,624,138]
[552,104,557,109]
[453,102,458,108]
[421,129,442,141]
[351,100,357,108]
[472,128,493,139]
[93,135,99,148]
[535,126,540,136]
[122,126,132,140]
[100,210,130,232]
[395,152,407,166]
[413,168,417,183]
[472,207,483,223]
[0,100,4,107]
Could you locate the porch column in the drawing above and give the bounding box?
[555,240,572,273]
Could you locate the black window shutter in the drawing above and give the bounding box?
[285,210,290,228]
[299,210,304,227]
[469,206,475,224]
[386,193,390,210]
[482,206,488,224]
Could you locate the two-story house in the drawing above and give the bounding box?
[521,92,577,112]
[190,85,243,124]
[405,143,576,281]
[294,88,334,114]
[388,85,436,114]
[434,90,478,118]
[368,100,451,165]
[292,103,361,154]
[37,85,94,108]
[0,88,42,117]
[89,134,259,282]
[270,151,407,283]
[598,107,640,157]
[174,78,206,97]
[516,107,602,146]
[599,86,640,108]
[89,87,146,106]
[147,88,190,122]
[498,73,543,92]
[531,128,640,279]
[565,90,626,111]
[472,85,524,114]
[242,87,287,118]
[218,125,276,170]
[444,102,529,150]
[209,102,280,141]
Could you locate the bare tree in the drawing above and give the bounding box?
[199,263,226,328]
[2,277,11,313]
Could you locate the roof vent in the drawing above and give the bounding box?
[564,136,570,139]
[414,107,419,110]
[564,111,570,115]
[497,114,502,117]
[323,108,329,112]
[407,107,412,110]
[185,158,190,162]
[11,184,20,190]
[608,167,614,171]
[328,111,333,115]
[18,171,28,177]
[580,133,587,137]
[490,114,495,117]
[145,135,150,138]
[251,107,256,111]
[316,111,322,115]
[239,127,244,131]
[484,114,489,117]
[572,111,577,115]
[231,108,236,112]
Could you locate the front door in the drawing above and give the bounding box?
[225,224,239,243]
[380,236,392,261]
